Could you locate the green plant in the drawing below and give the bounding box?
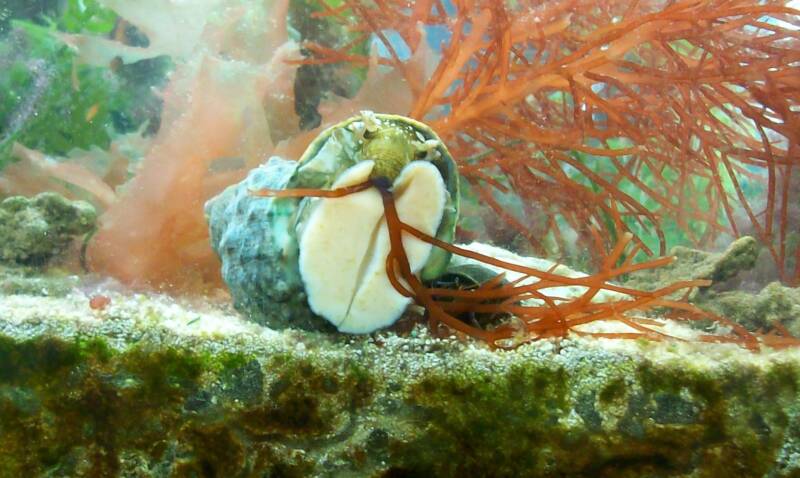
[0,0,161,173]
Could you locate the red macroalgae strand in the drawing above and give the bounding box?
[252,178,799,350]
[86,58,260,288]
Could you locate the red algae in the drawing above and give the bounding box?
[309,0,800,284]
[252,178,797,351]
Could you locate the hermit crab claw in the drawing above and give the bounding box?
[298,160,447,333]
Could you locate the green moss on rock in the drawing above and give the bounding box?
[0,295,798,477]
[397,362,570,476]
[0,330,378,476]
[384,353,800,477]
[238,353,373,437]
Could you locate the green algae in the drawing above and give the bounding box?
[0,333,376,476]
[397,362,570,477]
[599,377,627,404]
[0,335,254,476]
[0,295,798,476]
[384,353,800,478]
[239,353,374,437]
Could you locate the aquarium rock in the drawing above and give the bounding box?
[696,282,800,337]
[0,289,798,477]
[0,192,96,266]
[623,237,800,334]
[623,236,760,294]
[206,112,459,333]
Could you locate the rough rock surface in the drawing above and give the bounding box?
[699,282,800,337]
[0,286,798,477]
[624,237,800,335]
[623,236,760,293]
[0,192,96,265]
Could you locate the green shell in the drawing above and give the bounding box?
[287,112,460,281]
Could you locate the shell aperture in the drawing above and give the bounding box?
[298,160,447,333]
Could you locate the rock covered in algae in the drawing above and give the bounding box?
[0,288,798,477]
[623,236,800,335]
[623,236,760,293]
[0,192,96,266]
[0,264,80,296]
[697,282,800,337]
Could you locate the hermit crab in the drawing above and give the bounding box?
[206,111,461,333]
